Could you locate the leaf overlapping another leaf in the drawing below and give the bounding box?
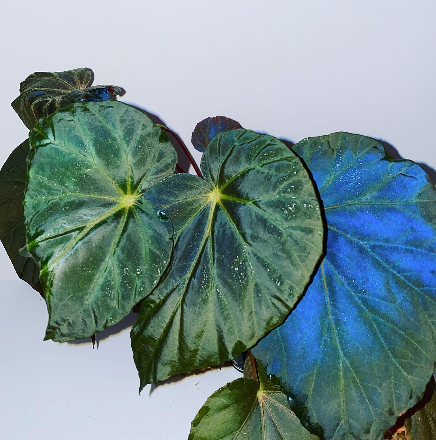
[131,128,324,389]
[24,100,177,342]
[12,67,122,129]
[191,116,242,153]
[252,132,436,440]
[189,363,318,440]
[403,377,436,440]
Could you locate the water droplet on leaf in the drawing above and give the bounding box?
[157,210,169,221]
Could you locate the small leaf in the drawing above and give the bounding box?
[0,139,41,292]
[12,67,122,129]
[189,369,318,440]
[131,129,323,389]
[25,101,177,341]
[252,132,436,440]
[191,116,242,152]
[404,378,436,439]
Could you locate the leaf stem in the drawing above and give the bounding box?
[176,163,187,173]
[157,124,203,178]
[248,350,259,383]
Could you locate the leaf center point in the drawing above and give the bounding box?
[120,193,137,209]
[208,187,221,205]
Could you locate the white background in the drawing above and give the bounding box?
[1,1,435,439]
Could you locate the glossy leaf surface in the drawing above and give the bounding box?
[253,132,436,439]
[189,364,318,440]
[191,116,242,152]
[25,101,176,341]
[132,129,323,388]
[12,67,122,129]
[404,379,436,439]
[0,140,41,292]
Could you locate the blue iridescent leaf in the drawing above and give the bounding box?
[252,132,436,440]
[191,116,242,152]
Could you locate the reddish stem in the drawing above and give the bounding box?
[248,351,259,382]
[158,124,203,178]
[176,163,187,173]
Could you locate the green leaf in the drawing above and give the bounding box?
[24,100,177,342]
[131,129,324,389]
[252,132,436,439]
[189,367,318,440]
[0,139,41,292]
[404,378,436,440]
[12,67,122,129]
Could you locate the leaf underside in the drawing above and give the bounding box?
[131,128,324,389]
[0,139,41,292]
[25,100,177,341]
[189,366,318,440]
[253,132,436,440]
[12,67,122,129]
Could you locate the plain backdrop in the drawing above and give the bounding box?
[1,1,435,439]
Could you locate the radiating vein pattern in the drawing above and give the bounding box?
[132,129,324,388]
[188,376,318,440]
[12,67,122,129]
[252,132,436,440]
[24,101,176,342]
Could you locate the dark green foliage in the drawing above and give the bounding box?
[189,363,318,440]
[24,101,176,341]
[5,67,436,440]
[404,378,436,439]
[12,67,122,129]
[131,129,323,389]
[0,140,41,292]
